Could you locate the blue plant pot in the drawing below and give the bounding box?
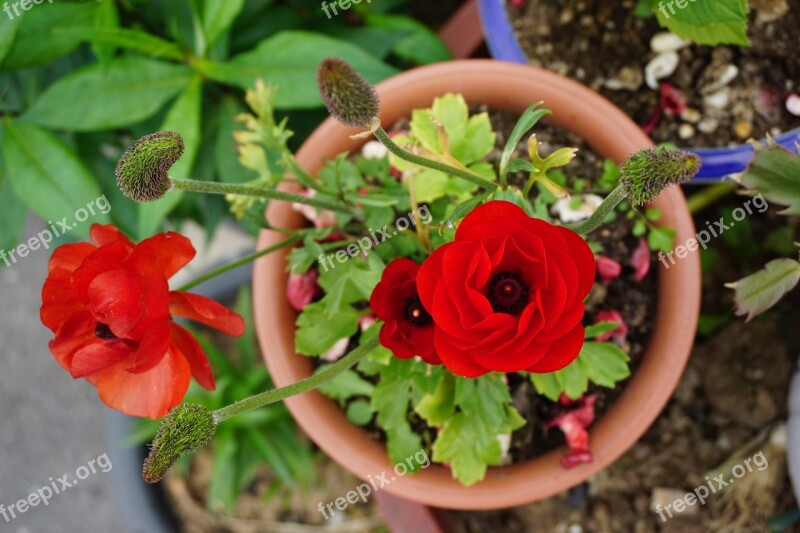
[476,0,800,183]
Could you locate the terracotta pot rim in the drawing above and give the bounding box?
[253,60,701,510]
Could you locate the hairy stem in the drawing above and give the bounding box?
[212,333,380,423]
[169,177,354,215]
[372,127,497,191]
[177,235,302,293]
[569,185,628,234]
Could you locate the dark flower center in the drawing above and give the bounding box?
[487,271,530,315]
[404,296,431,327]
[95,322,118,341]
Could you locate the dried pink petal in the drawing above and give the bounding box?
[595,310,629,344]
[286,269,321,312]
[596,255,622,283]
[631,238,651,281]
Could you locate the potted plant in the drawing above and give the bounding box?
[37,58,700,515]
[252,59,701,509]
[476,0,800,181]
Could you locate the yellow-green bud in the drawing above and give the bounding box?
[115,131,184,202]
[142,404,215,484]
[317,58,379,129]
[620,148,701,206]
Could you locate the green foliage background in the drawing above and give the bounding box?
[0,0,451,250]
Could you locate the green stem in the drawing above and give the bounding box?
[686,181,737,214]
[212,333,380,424]
[176,235,302,293]
[372,127,497,191]
[569,185,628,234]
[168,177,354,215]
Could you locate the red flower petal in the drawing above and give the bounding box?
[170,324,215,390]
[47,242,96,275]
[71,342,131,378]
[125,232,196,280]
[526,323,585,373]
[90,224,135,249]
[48,311,99,371]
[90,348,191,419]
[169,292,246,336]
[72,240,132,304]
[87,269,143,338]
[127,320,173,374]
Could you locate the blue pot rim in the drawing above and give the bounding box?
[476,0,800,183]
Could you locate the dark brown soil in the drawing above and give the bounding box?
[507,0,800,148]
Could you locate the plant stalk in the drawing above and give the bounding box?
[569,185,628,234]
[177,235,302,293]
[168,177,354,215]
[212,333,380,423]
[372,127,497,191]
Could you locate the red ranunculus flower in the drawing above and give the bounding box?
[40,224,245,419]
[417,201,595,377]
[369,258,440,365]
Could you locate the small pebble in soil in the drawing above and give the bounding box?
[681,107,702,124]
[734,120,753,140]
[703,88,731,110]
[786,93,800,117]
[678,123,695,140]
[650,32,690,54]
[650,488,699,517]
[604,65,643,91]
[645,51,679,90]
[698,117,719,134]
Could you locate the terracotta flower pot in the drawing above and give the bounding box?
[253,60,701,510]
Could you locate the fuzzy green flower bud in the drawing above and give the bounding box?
[116,131,184,202]
[620,148,701,206]
[317,58,380,129]
[142,404,215,484]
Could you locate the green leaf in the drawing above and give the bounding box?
[1,2,98,69]
[432,413,499,486]
[0,144,26,252]
[584,321,621,339]
[415,372,455,426]
[530,341,631,400]
[53,27,184,61]
[346,400,375,426]
[529,372,562,402]
[577,342,631,389]
[432,374,524,486]
[295,301,359,356]
[648,225,676,252]
[137,75,203,238]
[208,431,238,513]
[365,13,452,65]
[372,358,424,467]
[740,146,800,216]
[317,368,375,400]
[22,57,193,131]
[499,103,550,180]
[2,118,107,238]
[654,0,749,46]
[0,15,19,65]
[202,31,397,109]
[726,258,800,321]
[90,0,120,64]
[201,0,245,48]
